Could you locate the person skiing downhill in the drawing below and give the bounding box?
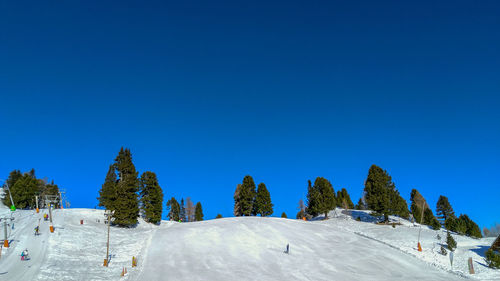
[21,249,29,261]
[34,226,40,235]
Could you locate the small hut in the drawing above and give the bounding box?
[490,235,500,253]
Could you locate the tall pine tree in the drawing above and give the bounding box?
[336,188,354,209]
[364,165,392,221]
[306,180,320,216]
[306,177,336,219]
[389,189,410,219]
[112,147,139,227]
[233,184,242,216]
[6,170,39,209]
[2,170,22,207]
[166,197,180,221]
[254,183,273,217]
[139,171,164,224]
[457,214,482,238]
[423,208,441,230]
[97,165,118,210]
[436,195,455,225]
[239,175,256,216]
[180,198,186,222]
[195,202,204,221]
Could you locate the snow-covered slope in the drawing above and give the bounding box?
[139,216,459,281]
[0,193,498,281]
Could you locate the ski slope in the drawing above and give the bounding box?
[0,189,498,280]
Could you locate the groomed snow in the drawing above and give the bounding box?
[0,189,498,280]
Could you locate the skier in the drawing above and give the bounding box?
[34,226,40,236]
[21,249,29,261]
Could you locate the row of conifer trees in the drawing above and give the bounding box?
[97,147,206,227]
[298,164,482,238]
[97,147,163,226]
[165,197,204,222]
[2,169,61,209]
[233,175,273,217]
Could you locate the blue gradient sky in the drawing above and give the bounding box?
[1,1,499,228]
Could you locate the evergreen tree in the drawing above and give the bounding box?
[3,169,60,209]
[389,189,409,219]
[239,175,256,216]
[215,214,223,219]
[457,214,482,238]
[445,216,458,232]
[436,195,455,225]
[233,184,242,216]
[195,202,203,221]
[254,183,273,217]
[9,172,38,209]
[97,165,117,210]
[281,212,287,218]
[6,170,22,190]
[363,165,409,220]
[455,216,468,234]
[336,188,355,209]
[446,231,457,251]
[423,208,441,230]
[179,198,186,222]
[485,249,500,269]
[2,170,22,206]
[306,180,320,216]
[139,171,163,224]
[166,197,180,221]
[306,177,336,219]
[112,147,140,227]
[364,165,394,221]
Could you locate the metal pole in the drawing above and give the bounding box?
[5,182,15,209]
[104,211,112,266]
[3,221,7,243]
[106,215,110,265]
[35,196,39,210]
[417,202,426,250]
[48,203,53,223]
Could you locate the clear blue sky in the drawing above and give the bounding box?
[1,1,498,228]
